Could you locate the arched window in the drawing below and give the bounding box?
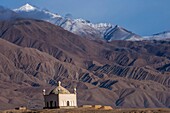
[67,101,70,106]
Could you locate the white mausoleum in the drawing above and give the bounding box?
[43,81,77,109]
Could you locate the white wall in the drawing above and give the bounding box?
[44,93,77,108]
[58,94,77,107]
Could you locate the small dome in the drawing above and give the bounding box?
[50,81,70,94]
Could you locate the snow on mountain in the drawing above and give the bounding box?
[73,18,112,33]
[144,31,170,40]
[60,18,112,39]
[14,3,37,12]
[13,4,142,41]
[13,3,62,22]
[104,25,143,41]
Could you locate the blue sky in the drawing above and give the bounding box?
[0,0,170,36]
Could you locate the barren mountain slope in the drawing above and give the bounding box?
[0,19,170,109]
[0,39,169,109]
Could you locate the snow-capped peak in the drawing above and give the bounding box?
[13,4,143,41]
[14,3,37,12]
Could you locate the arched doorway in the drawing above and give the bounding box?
[50,101,53,108]
[67,101,70,106]
[47,102,49,108]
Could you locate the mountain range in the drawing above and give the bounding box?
[0,4,169,110]
[1,4,170,41]
[13,4,144,41]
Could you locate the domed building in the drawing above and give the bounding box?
[43,81,77,109]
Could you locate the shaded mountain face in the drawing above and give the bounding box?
[0,6,19,20]
[0,18,170,110]
[13,4,142,41]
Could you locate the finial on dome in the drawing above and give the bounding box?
[74,87,77,94]
[43,89,46,95]
[58,81,61,86]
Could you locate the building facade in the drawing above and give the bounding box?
[43,81,77,109]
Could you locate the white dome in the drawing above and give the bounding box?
[50,81,70,94]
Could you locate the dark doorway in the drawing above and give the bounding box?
[50,101,53,108]
[67,101,70,106]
